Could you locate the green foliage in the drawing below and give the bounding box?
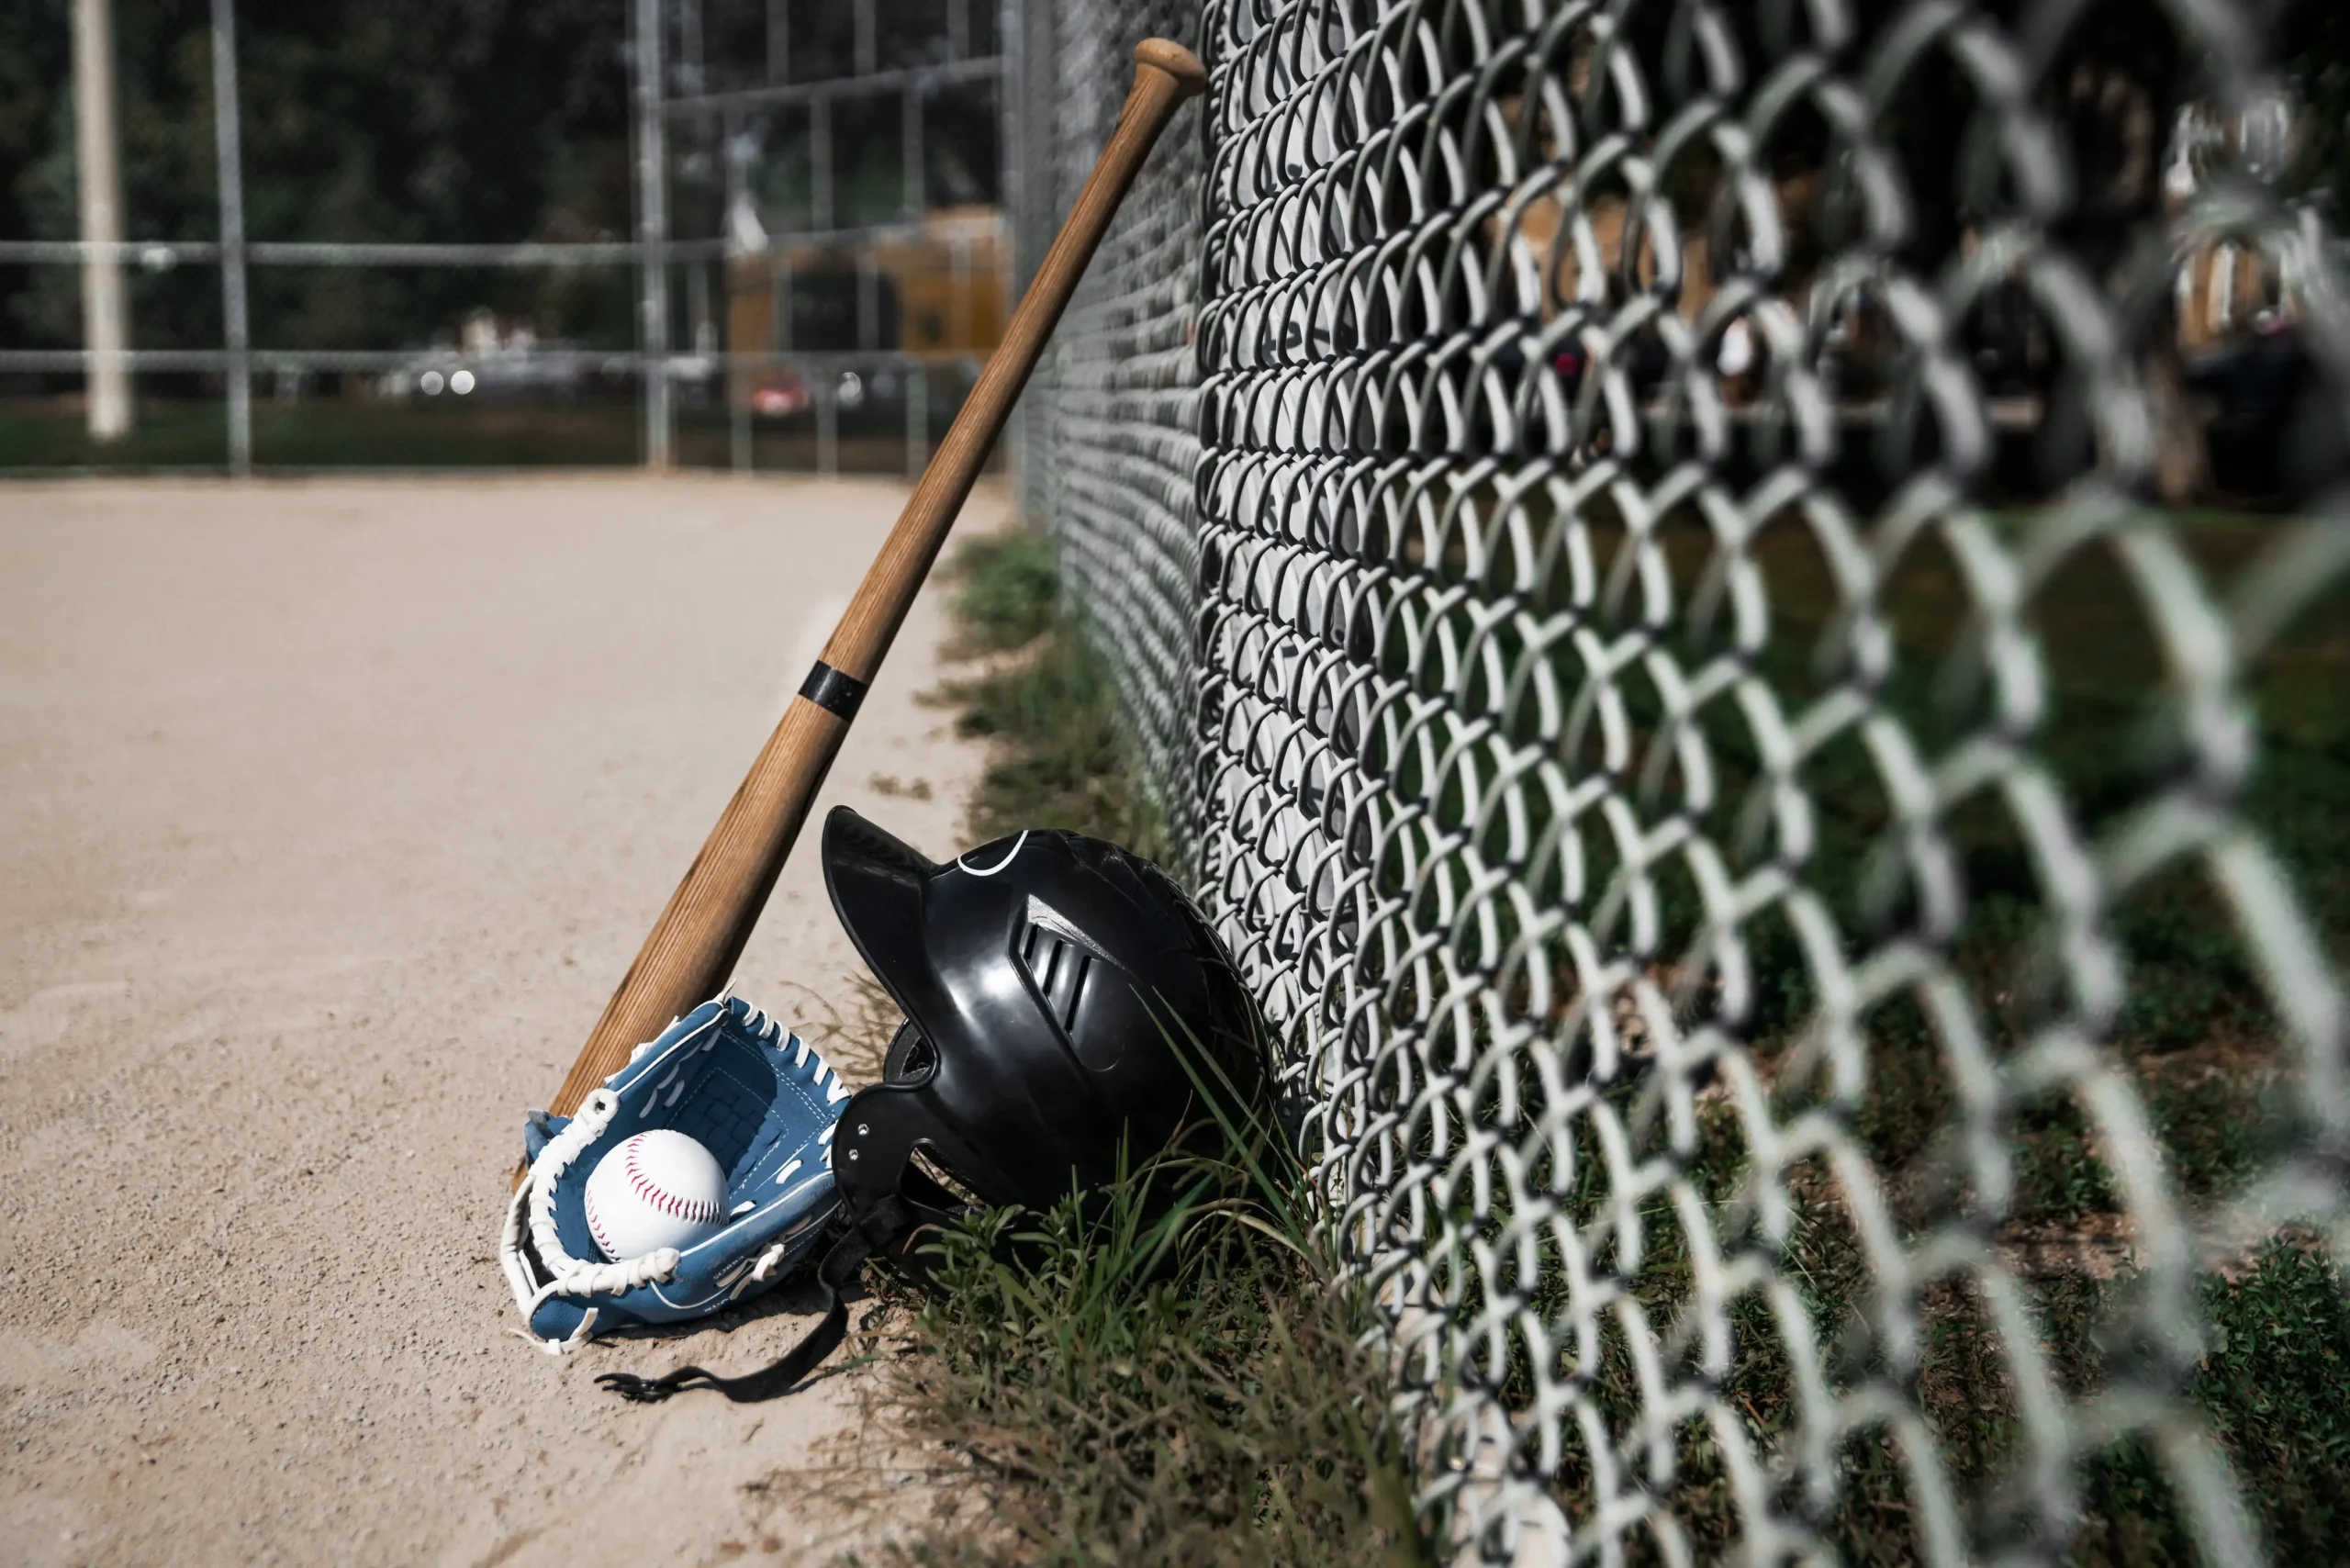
[0,0,634,358]
[949,531,1060,655]
[2010,1099,2123,1223]
[0,393,643,468]
[1501,1143,2350,1562]
[940,527,1166,858]
[2063,1242,2350,1565]
[2189,1242,2350,1556]
[2143,1068,2290,1201]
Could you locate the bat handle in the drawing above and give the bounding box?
[816,39,1206,684]
[536,42,1207,1134]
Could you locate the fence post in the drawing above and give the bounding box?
[73,0,132,442]
[632,0,673,470]
[902,81,923,219]
[811,97,833,231]
[815,373,837,478]
[207,0,251,476]
[905,361,926,478]
[998,0,1021,495]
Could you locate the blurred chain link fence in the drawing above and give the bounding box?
[1014,0,2350,1560]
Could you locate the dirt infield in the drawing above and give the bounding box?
[0,475,999,1566]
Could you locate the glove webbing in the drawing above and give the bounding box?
[595,1204,905,1404]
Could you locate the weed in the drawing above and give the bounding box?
[854,1164,1424,1568]
[948,531,1063,655]
[2184,1240,2350,1557]
[935,528,1168,858]
[2144,1066,2291,1201]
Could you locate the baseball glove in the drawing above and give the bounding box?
[500,995,848,1352]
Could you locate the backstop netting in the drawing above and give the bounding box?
[1011,1,2350,1561]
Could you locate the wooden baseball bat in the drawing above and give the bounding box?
[534,40,1208,1135]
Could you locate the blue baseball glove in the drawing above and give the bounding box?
[500,995,848,1353]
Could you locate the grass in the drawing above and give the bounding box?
[934,530,1169,860]
[0,393,642,468]
[0,392,996,474]
[1432,495,2350,1560]
[1467,1093,2350,1564]
[823,526,1416,1566]
[846,1160,1425,1568]
[823,509,2350,1564]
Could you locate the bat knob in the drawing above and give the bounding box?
[1133,39,1208,100]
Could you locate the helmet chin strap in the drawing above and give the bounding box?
[595,1194,932,1404]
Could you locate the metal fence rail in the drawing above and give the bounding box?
[1019,0,2350,1561]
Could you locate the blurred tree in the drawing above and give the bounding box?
[2281,1,2350,221]
[0,0,634,362]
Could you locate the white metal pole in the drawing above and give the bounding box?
[905,360,926,478]
[633,0,673,469]
[687,252,711,355]
[209,0,251,475]
[72,0,132,441]
[998,0,1022,495]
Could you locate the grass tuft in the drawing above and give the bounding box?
[948,531,1062,655]
[935,528,1167,859]
[850,1161,1425,1568]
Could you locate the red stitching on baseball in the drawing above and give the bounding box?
[621,1137,720,1226]
[587,1188,617,1256]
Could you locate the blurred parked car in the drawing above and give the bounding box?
[375,317,592,401]
[750,371,812,418]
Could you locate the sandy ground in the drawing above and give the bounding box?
[0,475,1002,1566]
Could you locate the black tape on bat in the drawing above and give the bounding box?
[799,660,868,721]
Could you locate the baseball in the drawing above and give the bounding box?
[582,1129,730,1262]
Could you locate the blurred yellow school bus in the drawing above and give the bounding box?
[727,205,1007,412]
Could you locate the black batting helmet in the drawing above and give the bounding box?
[822,805,1263,1278]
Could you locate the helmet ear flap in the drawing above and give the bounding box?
[834,1081,975,1282]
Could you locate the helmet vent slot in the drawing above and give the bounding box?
[1018,920,1091,1032]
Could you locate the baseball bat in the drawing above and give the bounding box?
[534,39,1208,1137]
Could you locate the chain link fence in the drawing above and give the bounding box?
[1015,0,2350,1561]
